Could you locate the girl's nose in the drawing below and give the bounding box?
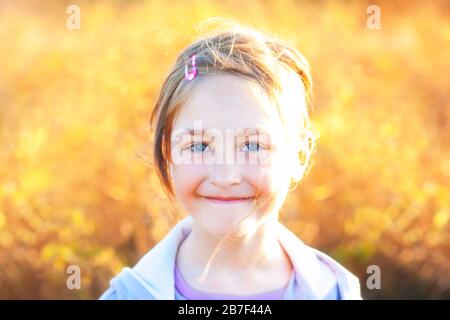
[208,164,242,189]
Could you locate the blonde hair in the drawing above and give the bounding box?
[150,19,317,202]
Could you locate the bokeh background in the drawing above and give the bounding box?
[0,0,449,299]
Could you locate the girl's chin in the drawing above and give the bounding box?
[191,211,261,237]
[199,222,248,238]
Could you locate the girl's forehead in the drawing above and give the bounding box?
[173,74,282,130]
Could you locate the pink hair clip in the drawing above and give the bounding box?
[184,54,198,80]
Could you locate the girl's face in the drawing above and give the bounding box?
[170,74,298,237]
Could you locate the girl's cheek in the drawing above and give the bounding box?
[243,164,287,215]
[246,164,282,198]
[251,152,291,192]
[172,164,206,200]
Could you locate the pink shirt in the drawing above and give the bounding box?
[174,264,294,300]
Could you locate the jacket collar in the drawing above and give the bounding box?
[125,215,361,299]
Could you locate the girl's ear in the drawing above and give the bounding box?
[292,149,308,182]
[290,131,315,184]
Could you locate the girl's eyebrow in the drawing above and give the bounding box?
[181,127,272,136]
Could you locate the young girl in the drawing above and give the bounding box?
[100,20,361,300]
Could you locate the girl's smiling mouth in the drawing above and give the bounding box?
[199,195,254,204]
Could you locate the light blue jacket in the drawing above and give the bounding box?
[100,216,362,300]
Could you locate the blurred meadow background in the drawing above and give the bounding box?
[0,0,449,299]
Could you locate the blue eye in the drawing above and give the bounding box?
[190,142,208,152]
[243,142,261,152]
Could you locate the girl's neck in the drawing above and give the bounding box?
[175,215,293,292]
